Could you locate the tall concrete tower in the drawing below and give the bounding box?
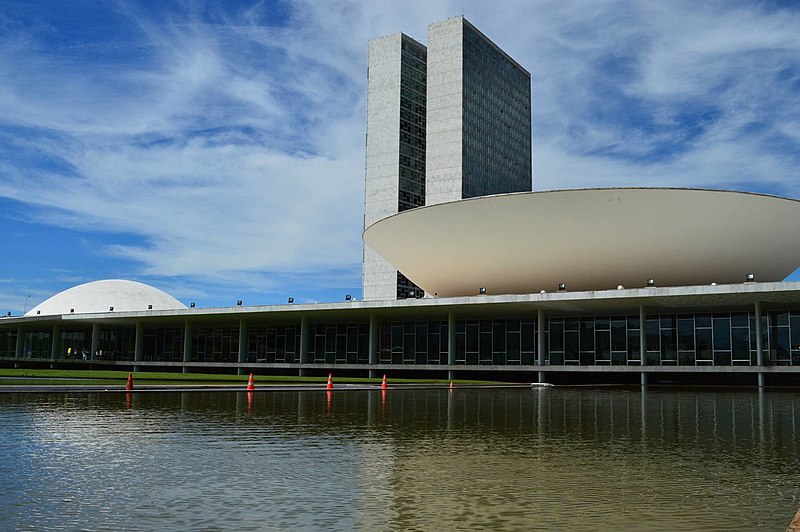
[363,33,427,301]
[363,17,531,301]
[426,16,532,205]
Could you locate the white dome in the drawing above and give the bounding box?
[26,280,187,316]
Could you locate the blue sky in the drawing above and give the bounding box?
[1,0,799,313]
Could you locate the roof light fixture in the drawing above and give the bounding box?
[646,278,655,287]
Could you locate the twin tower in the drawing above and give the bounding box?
[363,16,533,300]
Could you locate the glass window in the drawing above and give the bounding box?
[627,330,641,358]
[731,312,749,327]
[713,317,731,351]
[521,321,535,352]
[646,318,660,352]
[696,329,713,361]
[695,314,712,328]
[661,328,677,359]
[678,318,694,351]
[595,330,610,360]
[611,320,626,351]
[549,320,563,352]
[580,318,594,351]
[791,316,800,350]
[771,326,790,362]
[732,327,749,361]
[565,331,579,361]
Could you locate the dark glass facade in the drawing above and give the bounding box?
[5,310,800,367]
[22,330,52,358]
[0,329,16,357]
[398,37,426,213]
[99,328,135,361]
[246,324,300,363]
[308,323,370,364]
[461,22,531,198]
[378,320,448,364]
[396,36,427,300]
[455,319,537,365]
[138,327,182,362]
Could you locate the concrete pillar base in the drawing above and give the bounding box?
[640,372,648,386]
[182,366,190,374]
[537,371,545,383]
[758,372,765,388]
[298,368,307,377]
[448,370,455,381]
[369,369,379,379]
[237,367,247,376]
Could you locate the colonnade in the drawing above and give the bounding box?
[4,302,772,386]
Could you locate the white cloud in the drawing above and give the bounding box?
[0,0,798,307]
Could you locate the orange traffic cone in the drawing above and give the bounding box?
[449,380,454,390]
[126,373,134,391]
[247,373,255,391]
[326,373,334,390]
[381,374,388,389]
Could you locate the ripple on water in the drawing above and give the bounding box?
[0,389,798,530]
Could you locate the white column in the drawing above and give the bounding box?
[51,324,61,360]
[90,323,100,359]
[639,305,648,386]
[238,319,247,375]
[15,326,24,359]
[183,321,193,373]
[448,311,456,380]
[134,322,144,371]
[369,314,378,378]
[537,308,545,383]
[755,301,765,387]
[299,317,309,376]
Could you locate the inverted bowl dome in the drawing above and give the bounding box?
[363,188,800,297]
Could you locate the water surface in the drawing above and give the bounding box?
[0,387,798,530]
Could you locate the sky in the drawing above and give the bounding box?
[1,0,799,313]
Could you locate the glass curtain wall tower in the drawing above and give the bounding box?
[363,17,532,300]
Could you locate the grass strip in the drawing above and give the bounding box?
[0,368,501,385]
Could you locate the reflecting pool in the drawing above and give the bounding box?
[1,387,798,530]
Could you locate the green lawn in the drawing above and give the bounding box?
[0,368,501,385]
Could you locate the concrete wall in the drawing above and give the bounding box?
[425,17,464,206]
[363,34,404,301]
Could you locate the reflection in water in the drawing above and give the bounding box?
[0,388,799,530]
